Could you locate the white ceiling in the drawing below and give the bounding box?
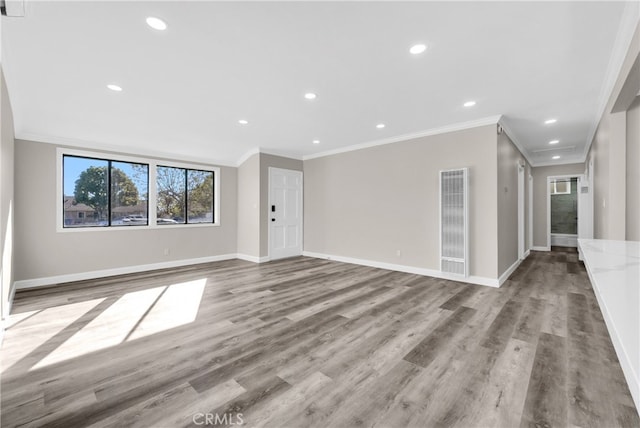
[2,1,637,167]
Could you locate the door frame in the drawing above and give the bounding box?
[528,173,533,252]
[518,162,525,260]
[546,174,581,250]
[268,167,304,260]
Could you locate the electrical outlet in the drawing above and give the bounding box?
[396,250,401,257]
[164,248,170,256]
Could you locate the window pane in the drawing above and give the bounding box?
[187,170,214,223]
[111,161,149,226]
[157,166,186,224]
[63,156,108,227]
[556,181,569,194]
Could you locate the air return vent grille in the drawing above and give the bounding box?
[440,168,469,277]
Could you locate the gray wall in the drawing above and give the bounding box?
[497,131,529,276]
[531,163,585,248]
[626,96,640,241]
[590,112,627,240]
[304,125,499,280]
[14,140,238,281]
[1,68,15,319]
[588,21,639,241]
[259,153,303,258]
[237,153,260,257]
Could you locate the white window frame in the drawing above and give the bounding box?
[57,148,221,233]
[550,179,571,195]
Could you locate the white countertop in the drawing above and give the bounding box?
[579,239,640,260]
[579,239,640,298]
[578,238,639,410]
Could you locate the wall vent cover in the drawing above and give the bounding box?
[440,168,469,277]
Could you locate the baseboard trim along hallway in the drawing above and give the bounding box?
[13,249,529,294]
[13,254,239,290]
[302,251,504,288]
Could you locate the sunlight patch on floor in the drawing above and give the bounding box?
[4,309,41,329]
[2,298,105,373]
[31,287,165,370]
[126,278,207,341]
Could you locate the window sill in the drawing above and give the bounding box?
[57,222,221,233]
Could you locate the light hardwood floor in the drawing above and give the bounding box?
[1,249,638,427]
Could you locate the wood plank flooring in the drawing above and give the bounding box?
[1,248,638,427]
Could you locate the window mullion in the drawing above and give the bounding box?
[108,160,112,226]
[184,169,189,224]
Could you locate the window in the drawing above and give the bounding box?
[63,155,149,228]
[60,150,218,230]
[157,166,215,225]
[550,180,571,195]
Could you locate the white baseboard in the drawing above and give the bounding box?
[498,257,522,286]
[583,260,640,412]
[523,249,531,258]
[302,251,500,288]
[14,253,238,290]
[236,254,271,264]
[550,233,578,248]
[531,246,551,251]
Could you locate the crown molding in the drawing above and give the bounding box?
[497,117,534,167]
[258,149,303,162]
[532,158,587,168]
[497,118,587,168]
[235,147,261,167]
[15,131,238,167]
[531,145,576,154]
[582,8,640,160]
[235,147,303,167]
[302,115,502,161]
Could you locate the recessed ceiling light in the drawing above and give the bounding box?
[549,139,560,145]
[544,118,557,125]
[409,44,427,55]
[376,123,385,129]
[238,119,248,125]
[312,140,320,144]
[107,84,122,92]
[463,101,476,107]
[552,155,561,160]
[146,17,167,31]
[304,93,317,100]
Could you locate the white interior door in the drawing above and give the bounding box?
[518,163,525,260]
[269,167,303,260]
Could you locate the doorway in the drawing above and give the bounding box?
[528,173,533,252]
[547,175,580,248]
[268,167,303,260]
[518,163,525,259]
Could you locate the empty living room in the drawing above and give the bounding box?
[1,1,639,427]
